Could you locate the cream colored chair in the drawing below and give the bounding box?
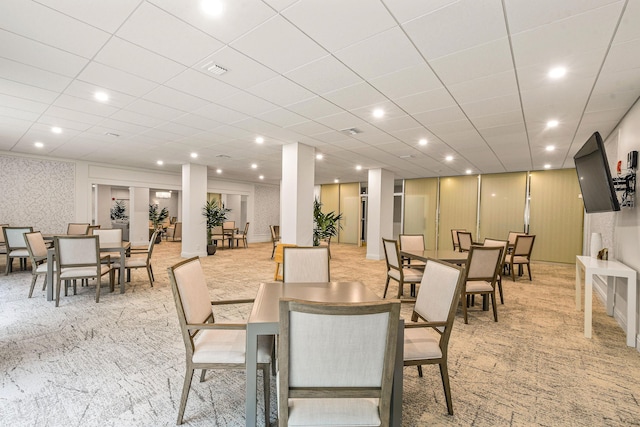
[277,298,400,427]
[54,235,113,307]
[506,235,536,281]
[111,230,158,287]
[451,229,465,251]
[382,238,423,298]
[3,226,33,275]
[483,238,509,303]
[0,224,8,255]
[270,225,280,259]
[399,234,426,269]
[66,223,90,235]
[24,231,54,298]
[166,222,182,241]
[92,228,123,262]
[86,225,101,235]
[210,225,229,249]
[222,220,236,246]
[233,222,249,248]
[282,246,330,283]
[404,258,464,415]
[456,231,473,252]
[461,245,503,324]
[167,257,272,425]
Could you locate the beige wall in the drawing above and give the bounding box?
[479,172,527,241]
[438,175,479,250]
[338,183,359,244]
[404,178,438,250]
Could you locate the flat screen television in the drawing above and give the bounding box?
[573,131,620,213]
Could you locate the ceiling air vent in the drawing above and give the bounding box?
[340,127,362,136]
[202,61,228,75]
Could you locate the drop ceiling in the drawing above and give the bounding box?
[1,0,639,185]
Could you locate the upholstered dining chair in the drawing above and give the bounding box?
[399,234,426,269]
[382,238,423,298]
[482,238,509,303]
[54,235,113,307]
[404,258,464,415]
[282,246,330,283]
[456,231,473,252]
[24,231,54,298]
[167,257,272,426]
[222,220,236,246]
[166,222,182,241]
[451,229,465,251]
[270,225,280,259]
[210,225,229,249]
[0,224,8,255]
[273,243,297,281]
[66,223,90,235]
[233,222,249,248]
[86,225,101,235]
[92,228,123,262]
[461,245,503,324]
[507,231,528,249]
[3,226,33,275]
[277,298,400,427]
[506,235,536,281]
[111,230,158,287]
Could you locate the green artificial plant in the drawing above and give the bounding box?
[149,204,169,230]
[202,200,231,245]
[110,200,128,221]
[313,198,343,246]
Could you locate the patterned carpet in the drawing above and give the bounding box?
[1,240,639,426]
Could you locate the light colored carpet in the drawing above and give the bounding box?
[1,241,639,426]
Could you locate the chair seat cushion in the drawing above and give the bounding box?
[35,262,55,273]
[9,249,29,257]
[507,255,529,264]
[288,397,380,426]
[192,329,271,365]
[388,268,423,283]
[113,258,147,269]
[404,327,442,360]
[466,280,493,293]
[60,265,110,278]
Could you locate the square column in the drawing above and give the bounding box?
[366,168,394,260]
[182,163,207,258]
[281,143,315,246]
[129,187,150,246]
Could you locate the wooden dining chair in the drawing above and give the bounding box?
[482,238,509,303]
[3,226,33,275]
[399,234,426,269]
[461,245,503,324]
[506,235,536,281]
[0,224,9,255]
[382,238,423,298]
[92,228,123,263]
[278,298,400,427]
[24,231,53,298]
[270,225,280,259]
[451,229,465,251]
[456,231,473,252]
[66,223,90,235]
[404,258,464,415]
[167,257,272,426]
[233,222,249,248]
[282,246,330,283]
[111,230,158,287]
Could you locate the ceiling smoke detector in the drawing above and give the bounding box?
[340,127,362,136]
[203,61,228,75]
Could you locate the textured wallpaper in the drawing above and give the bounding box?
[254,184,280,237]
[0,155,75,234]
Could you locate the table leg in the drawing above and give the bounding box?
[627,275,637,347]
[575,263,582,311]
[584,272,593,339]
[46,249,54,302]
[120,247,126,294]
[390,320,404,427]
[606,276,615,316]
[245,327,258,427]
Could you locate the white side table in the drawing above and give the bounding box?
[575,255,637,347]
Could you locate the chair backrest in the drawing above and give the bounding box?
[382,238,402,271]
[283,246,330,282]
[513,235,536,258]
[242,222,250,235]
[507,231,527,246]
[399,234,425,252]
[67,223,90,235]
[457,231,473,252]
[483,238,509,265]
[54,235,100,269]
[223,220,235,230]
[414,259,464,336]
[0,224,8,244]
[173,222,182,238]
[92,228,122,244]
[451,229,465,248]
[270,225,279,241]
[167,257,214,355]
[24,231,48,260]
[278,298,400,427]
[87,225,101,235]
[4,226,34,250]
[146,230,159,261]
[211,225,224,236]
[465,245,503,283]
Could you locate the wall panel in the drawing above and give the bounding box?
[404,178,438,250]
[479,172,527,241]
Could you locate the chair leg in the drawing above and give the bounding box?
[261,364,271,427]
[417,365,423,377]
[396,280,404,299]
[271,244,276,259]
[146,266,154,287]
[511,262,516,281]
[55,278,62,307]
[462,292,468,324]
[28,274,37,298]
[439,362,454,415]
[383,276,391,298]
[177,367,194,425]
[497,277,504,304]
[41,274,47,291]
[95,276,101,303]
[150,265,155,282]
[199,369,206,382]
[527,263,532,280]
[491,293,498,322]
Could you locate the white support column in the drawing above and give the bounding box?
[281,143,315,246]
[181,163,207,258]
[129,187,150,246]
[366,168,394,260]
[95,185,112,228]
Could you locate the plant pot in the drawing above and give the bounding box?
[207,244,217,255]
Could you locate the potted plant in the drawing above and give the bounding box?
[313,198,343,246]
[149,204,169,243]
[110,200,128,223]
[202,200,231,255]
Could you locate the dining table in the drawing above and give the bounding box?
[245,281,404,427]
[45,239,131,302]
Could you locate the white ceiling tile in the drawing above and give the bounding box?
[0,79,59,105]
[285,55,362,95]
[191,103,250,124]
[286,96,343,119]
[461,94,522,120]
[0,93,49,115]
[52,94,119,118]
[109,109,164,128]
[383,0,459,24]
[394,87,456,115]
[0,58,72,92]
[77,62,158,98]
[258,109,307,128]
[198,46,279,88]
[413,106,468,127]
[219,92,278,117]
[165,69,240,103]
[143,86,210,113]
[370,65,442,100]
[35,0,139,33]
[116,2,225,67]
[247,76,315,107]
[124,99,185,121]
[169,114,223,132]
[323,82,386,111]
[315,111,368,131]
[230,15,326,74]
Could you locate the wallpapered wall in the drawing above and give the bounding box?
[0,155,75,233]
[254,184,280,237]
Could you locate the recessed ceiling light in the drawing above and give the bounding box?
[216,169,222,174]
[94,91,109,102]
[544,164,551,169]
[466,169,472,174]
[316,154,323,160]
[201,0,223,16]
[255,136,264,144]
[259,175,264,180]
[355,165,362,171]
[334,179,339,183]
[157,160,164,166]
[190,152,198,158]
[546,145,555,152]
[251,163,258,169]
[51,126,62,134]
[372,108,384,118]
[548,66,567,79]
[419,138,428,146]
[34,142,44,148]
[445,155,453,162]
[547,120,559,128]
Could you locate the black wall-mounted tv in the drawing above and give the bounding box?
[573,131,620,214]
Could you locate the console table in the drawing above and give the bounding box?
[575,255,637,347]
